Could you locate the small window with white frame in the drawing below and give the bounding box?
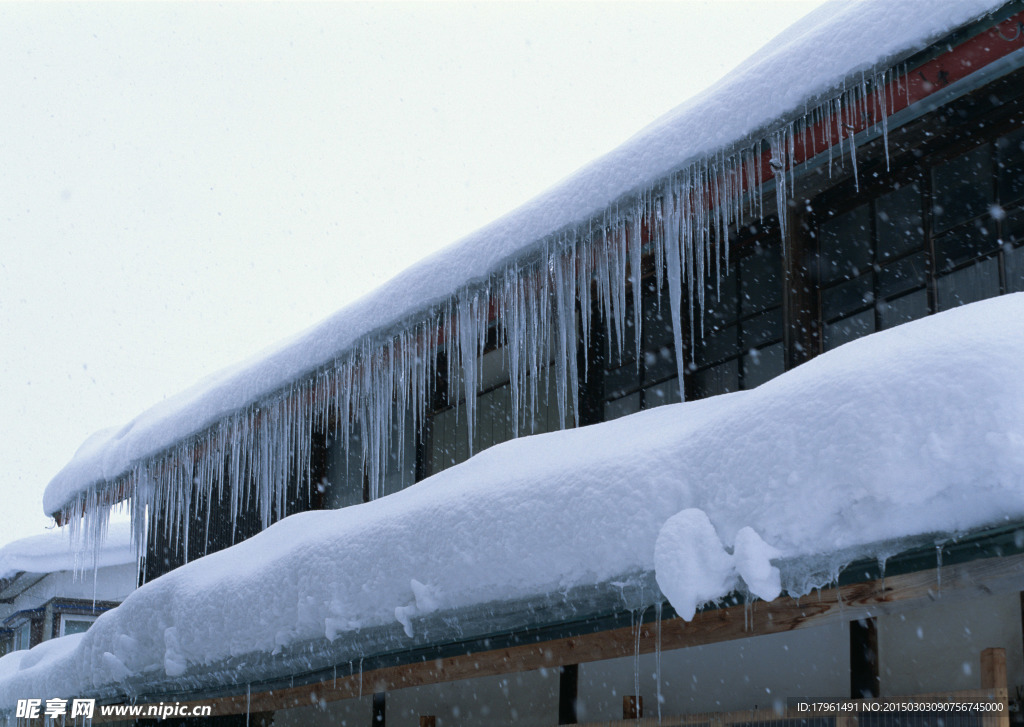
[58,613,98,637]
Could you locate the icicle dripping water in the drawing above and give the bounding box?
[63,57,912,579]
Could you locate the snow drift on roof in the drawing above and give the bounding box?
[7,294,1024,707]
[0,522,134,581]
[42,0,1009,516]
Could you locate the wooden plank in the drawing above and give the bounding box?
[90,552,1024,720]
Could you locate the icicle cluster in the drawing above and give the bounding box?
[60,65,908,573]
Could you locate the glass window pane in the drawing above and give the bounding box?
[879,289,929,329]
[324,428,365,508]
[876,183,923,260]
[691,359,739,399]
[1006,244,1024,294]
[932,145,993,232]
[705,260,739,312]
[878,251,928,299]
[743,342,784,389]
[934,222,999,271]
[740,308,783,349]
[824,309,875,351]
[996,125,1024,206]
[694,322,739,365]
[604,392,641,421]
[643,344,677,384]
[739,243,782,315]
[642,378,682,409]
[822,274,873,321]
[936,258,1001,310]
[642,289,674,351]
[17,623,31,651]
[605,362,640,401]
[62,618,94,636]
[819,204,872,284]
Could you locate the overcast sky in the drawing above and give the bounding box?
[0,1,825,549]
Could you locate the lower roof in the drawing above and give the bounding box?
[4,294,1024,708]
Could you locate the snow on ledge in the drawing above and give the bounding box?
[41,0,1008,516]
[6,294,1024,706]
[0,522,134,581]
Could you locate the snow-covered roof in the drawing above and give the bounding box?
[0,522,134,581]
[6,294,1024,706]
[41,0,1011,516]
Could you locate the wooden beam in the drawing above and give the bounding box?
[95,552,1024,719]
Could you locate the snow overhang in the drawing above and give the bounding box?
[42,0,1022,520]
[7,523,1023,711]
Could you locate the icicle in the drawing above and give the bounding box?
[662,179,687,402]
[655,601,663,724]
[769,132,789,254]
[629,202,644,365]
[877,70,891,171]
[64,53,928,580]
[633,607,643,725]
[846,91,860,191]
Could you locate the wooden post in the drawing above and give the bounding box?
[980,647,1007,690]
[558,664,579,724]
[419,717,436,727]
[980,648,1009,727]
[622,695,643,719]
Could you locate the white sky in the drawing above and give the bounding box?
[0,1,825,549]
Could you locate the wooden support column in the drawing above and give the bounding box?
[980,648,1009,727]
[850,618,879,699]
[418,717,436,727]
[783,204,818,369]
[622,695,643,719]
[558,663,579,724]
[981,647,1007,690]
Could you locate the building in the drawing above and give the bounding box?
[2,0,1024,725]
[0,523,135,658]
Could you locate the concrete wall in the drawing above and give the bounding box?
[272,670,559,727]
[878,590,1024,696]
[270,589,1024,726]
[578,618,849,721]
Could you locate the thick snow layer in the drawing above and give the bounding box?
[42,0,1008,515]
[0,522,134,580]
[7,294,1024,705]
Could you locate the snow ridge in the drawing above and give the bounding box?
[5,295,1024,707]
